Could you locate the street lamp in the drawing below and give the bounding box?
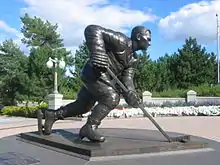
[216,13,220,84]
[46,57,66,94]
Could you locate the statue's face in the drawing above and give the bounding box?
[136,30,151,50]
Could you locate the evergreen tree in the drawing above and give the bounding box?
[169,37,216,89]
[20,13,71,101]
[0,39,29,105]
[69,41,89,92]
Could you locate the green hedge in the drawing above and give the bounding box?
[152,84,220,97]
[1,106,38,118]
[192,84,220,96]
[1,103,48,118]
[152,89,187,97]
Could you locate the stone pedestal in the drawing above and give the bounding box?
[143,91,152,104]
[19,128,208,159]
[47,93,63,110]
[187,90,197,103]
[2,128,219,165]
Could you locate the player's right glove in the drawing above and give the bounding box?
[124,90,140,108]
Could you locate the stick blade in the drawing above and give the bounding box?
[169,135,191,143]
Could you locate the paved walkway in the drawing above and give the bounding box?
[0,116,220,142]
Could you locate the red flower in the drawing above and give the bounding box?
[116,107,123,110]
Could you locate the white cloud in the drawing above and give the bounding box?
[19,0,157,51]
[158,0,220,43]
[0,20,29,54]
[0,20,21,42]
[0,20,20,35]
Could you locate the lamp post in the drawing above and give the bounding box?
[216,13,220,84]
[46,57,66,94]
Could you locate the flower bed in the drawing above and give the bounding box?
[82,106,220,118]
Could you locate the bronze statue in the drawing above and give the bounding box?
[43,24,151,142]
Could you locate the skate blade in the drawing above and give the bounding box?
[73,135,86,143]
[74,135,105,143]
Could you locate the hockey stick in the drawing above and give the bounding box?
[107,67,190,143]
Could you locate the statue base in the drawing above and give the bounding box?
[19,128,207,160]
[1,128,219,165]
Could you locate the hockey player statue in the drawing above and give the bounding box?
[43,24,151,143]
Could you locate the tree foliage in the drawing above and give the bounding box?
[21,13,63,48]
[0,40,28,105]
[20,14,72,102]
[169,37,216,89]
[134,37,217,93]
[69,41,89,92]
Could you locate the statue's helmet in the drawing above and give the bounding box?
[131,26,151,46]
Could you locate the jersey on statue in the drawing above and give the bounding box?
[43,24,151,142]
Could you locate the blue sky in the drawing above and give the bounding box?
[0,0,219,60]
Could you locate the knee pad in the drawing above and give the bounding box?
[101,92,120,109]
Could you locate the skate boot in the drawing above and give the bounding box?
[78,116,105,142]
[43,107,66,135]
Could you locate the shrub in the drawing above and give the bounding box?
[37,102,48,109]
[151,84,220,98]
[152,89,187,98]
[2,106,39,118]
[192,84,220,96]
